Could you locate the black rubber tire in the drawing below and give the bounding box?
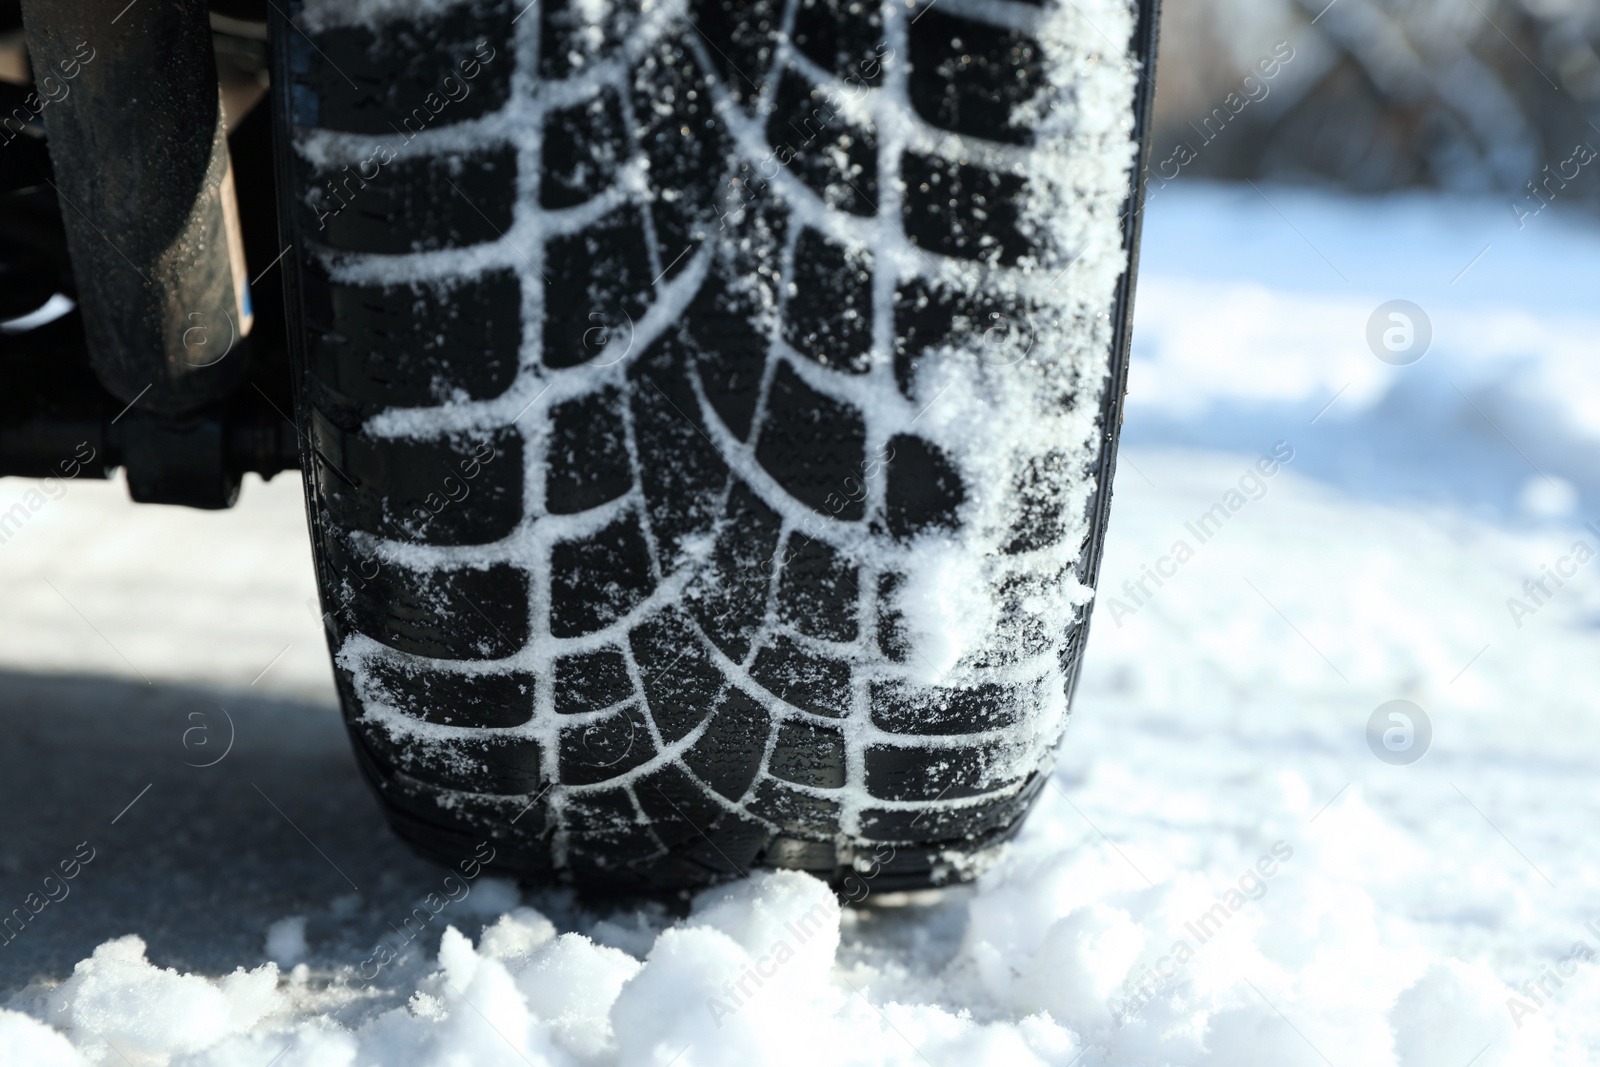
[270,0,1155,893]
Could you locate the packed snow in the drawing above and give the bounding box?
[3,181,1600,1064]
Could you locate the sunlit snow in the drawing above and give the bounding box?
[2,183,1598,1064]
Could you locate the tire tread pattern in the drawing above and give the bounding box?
[276,0,1143,891]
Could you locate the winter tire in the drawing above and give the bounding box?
[271,0,1157,892]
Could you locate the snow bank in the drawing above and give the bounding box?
[1127,182,1600,520]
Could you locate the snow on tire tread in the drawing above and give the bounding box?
[281,0,1139,889]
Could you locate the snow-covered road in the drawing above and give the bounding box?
[3,182,1600,1065]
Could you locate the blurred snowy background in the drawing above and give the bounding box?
[1151,0,1600,197]
[4,0,1600,1063]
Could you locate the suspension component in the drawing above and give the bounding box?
[20,0,254,418]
